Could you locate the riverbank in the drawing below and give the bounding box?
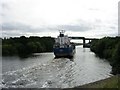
[90,37,120,75]
[75,75,119,88]
[62,75,119,89]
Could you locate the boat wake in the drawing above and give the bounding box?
[2,58,76,88]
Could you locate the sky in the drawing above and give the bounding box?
[1,0,119,38]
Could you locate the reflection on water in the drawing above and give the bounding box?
[1,46,112,88]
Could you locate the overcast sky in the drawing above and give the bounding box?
[1,0,119,38]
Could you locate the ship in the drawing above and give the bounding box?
[53,30,75,57]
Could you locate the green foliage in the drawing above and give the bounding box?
[111,42,120,74]
[2,36,55,57]
[90,37,120,75]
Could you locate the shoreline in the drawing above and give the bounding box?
[74,75,119,89]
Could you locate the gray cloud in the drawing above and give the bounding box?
[2,22,31,31]
[1,3,9,10]
[110,26,116,29]
[0,1,10,14]
[96,32,118,37]
[2,31,23,37]
[2,22,36,37]
[2,18,117,38]
[88,8,100,11]
[2,22,46,31]
[2,21,93,37]
[57,24,92,32]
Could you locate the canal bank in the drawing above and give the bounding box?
[90,37,120,75]
[74,75,119,89]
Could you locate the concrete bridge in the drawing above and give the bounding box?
[69,37,99,48]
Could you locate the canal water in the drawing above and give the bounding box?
[1,46,112,88]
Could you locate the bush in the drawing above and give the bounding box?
[2,36,55,57]
[90,37,120,75]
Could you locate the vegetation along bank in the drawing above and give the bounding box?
[2,36,55,57]
[90,37,120,75]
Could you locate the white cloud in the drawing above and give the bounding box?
[1,0,119,37]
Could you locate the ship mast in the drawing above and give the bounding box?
[59,30,65,34]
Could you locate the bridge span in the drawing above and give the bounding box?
[69,37,99,48]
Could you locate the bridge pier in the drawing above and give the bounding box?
[83,38,85,48]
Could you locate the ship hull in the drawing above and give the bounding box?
[53,46,75,57]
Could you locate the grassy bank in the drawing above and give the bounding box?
[76,75,119,88]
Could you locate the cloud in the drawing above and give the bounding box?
[2,17,118,38]
[2,22,37,37]
[2,21,93,37]
[1,0,118,38]
[1,3,9,10]
[2,22,31,31]
[88,8,100,11]
[57,25,92,32]
[0,0,15,24]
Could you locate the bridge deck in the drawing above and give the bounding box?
[69,37,99,40]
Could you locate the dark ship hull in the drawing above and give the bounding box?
[53,45,75,57]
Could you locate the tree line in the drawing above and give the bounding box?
[90,37,120,75]
[2,36,55,57]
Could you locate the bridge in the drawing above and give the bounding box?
[69,37,99,48]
